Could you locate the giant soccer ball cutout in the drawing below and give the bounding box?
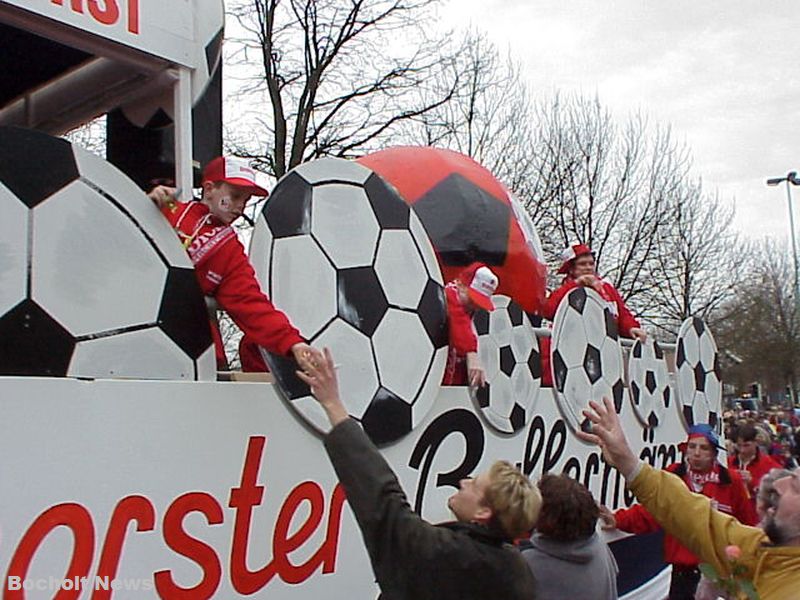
[0,126,215,380]
[358,147,547,314]
[250,157,448,445]
[675,317,722,431]
[628,339,672,430]
[473,295,542,434]
[551,287,626,434]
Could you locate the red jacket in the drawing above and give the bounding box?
[540,277,640,387]
[442,283,478,385]
[614,462,757,568]
[728,449,782,501]
[543,276,640,336]
[162,201,302,368]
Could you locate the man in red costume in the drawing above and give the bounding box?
[442,262,498,388]
[148,157,318,371]
[729,422,782,511]
[541,243,646,385]
[600,424,757,599]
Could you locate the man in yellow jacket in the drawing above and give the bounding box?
[578,397,800,600]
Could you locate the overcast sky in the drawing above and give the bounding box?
[439,0,800,239]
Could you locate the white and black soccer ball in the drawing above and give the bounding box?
[628,339,671,429]
[473,295,542,434]
[250,157,448,445]
[551,287,626,434]
[675,317,722,431]
[0,126,215,380]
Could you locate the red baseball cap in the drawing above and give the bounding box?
[458,262,498,311]
[557,243,594,274]
[202,156,269,197]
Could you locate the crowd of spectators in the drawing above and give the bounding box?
[723,407,800,472]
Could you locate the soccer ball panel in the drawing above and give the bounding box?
[263,172,313,238]
[72,145,191,268]
[411,347,447,421]
[311,185,379,268]
[68,327,195,380]
[417,279,448,349]
[374,230,427,309]
[373,309,433,401]
[675,317,722,432]
[0,127,79,208]
[364,174,410,229]
[337,267,388,337]
[478,335,501,380]
[599,338,623,382]
[583,306,606,347]
[361,388,413,447]
[271,235,337,340]
[0,299,74,376]
[314,319,379,419]
[288,395,333,434]
[249,217,273,294]
[699,334,716,370]
[0,182,28,314]
[195,345,217,381]
[294,156,373,185]
[409,211,444,286]
[157,266,214,362]
[473,295,540,434]
[31,180,167,337]
[489,300,513,347]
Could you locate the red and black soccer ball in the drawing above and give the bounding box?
[358,147,547,314]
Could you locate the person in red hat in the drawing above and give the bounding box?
[599,424,757,600]
[148,157,319,371]
[540,243,646,386]
[442,262,499,387]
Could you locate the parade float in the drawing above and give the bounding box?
[0,2,723,598]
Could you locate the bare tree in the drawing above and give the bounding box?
[645,183,742,334]
[224,0,459,179]
[404,30,535,192]
[714,239,798,399]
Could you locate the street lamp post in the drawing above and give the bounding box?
[766,171,800,302]
[767,171,800,408]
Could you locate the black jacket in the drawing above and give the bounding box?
[324,419,537,600]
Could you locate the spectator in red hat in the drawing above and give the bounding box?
[148,157,320,371]
[442,262,498,387]
[599,424,756,599]
[540,243,646,386]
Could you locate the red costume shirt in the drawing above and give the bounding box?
[728,449,782,503]
[543,277,640,335]
[162,201,302,368]
[442,283,478,385]
[614,462,757,568]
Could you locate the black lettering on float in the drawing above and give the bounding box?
[657,444,677,468]
[522,416,546,476]
[639,446,656,467]
[408,409,485,514]
[562,457,581,480]
[599,460,624,508]
[542,419,566,474]
[582,453,600,490]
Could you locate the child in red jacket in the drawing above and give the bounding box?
[442,262,498,387]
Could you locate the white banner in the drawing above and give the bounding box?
[0,0,219,67]
[0,377,680,598]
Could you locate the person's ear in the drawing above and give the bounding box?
[473,505,492,524]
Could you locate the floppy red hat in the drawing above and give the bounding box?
[557,243,594,274]
[202,156,269,197]
[459,262,498,311]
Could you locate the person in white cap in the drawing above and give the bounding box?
[442,262,499,388]
[148,156,320,371]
